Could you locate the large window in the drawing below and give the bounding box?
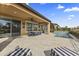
[0,19,11,37]
[12,20,21,36]
[27,23,32,31]
[32,24,38,31]
[26,22,40,31]
[0,18,21,38]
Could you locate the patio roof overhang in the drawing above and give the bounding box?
[0,3,51,24]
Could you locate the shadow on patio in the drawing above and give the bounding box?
[0,37,16,52]
[44,50,51,56]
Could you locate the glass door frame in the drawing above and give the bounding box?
[0,18,21,37]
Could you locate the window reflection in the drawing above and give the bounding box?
[12,20,21,36]
[0,19,11,37]
[0,18,21,38]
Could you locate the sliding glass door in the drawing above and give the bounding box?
[0,19,10,38]
[0,18,21,38]
[12,20,21,36]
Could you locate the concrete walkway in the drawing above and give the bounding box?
[69,34,79,53]
[0,37,15,52]
[0,38,8,43]
[0,33,78,56]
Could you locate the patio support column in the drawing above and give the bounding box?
[21,20,27,35]
[47,22,50,34]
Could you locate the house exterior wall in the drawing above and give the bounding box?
[0,3,53,37]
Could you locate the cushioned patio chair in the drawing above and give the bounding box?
[7,46,32,56]
[50,47,79,56]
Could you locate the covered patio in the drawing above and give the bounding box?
[0,3,51,38]
[0,33,78,56]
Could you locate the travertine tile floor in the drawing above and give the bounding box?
[0,33,78,56]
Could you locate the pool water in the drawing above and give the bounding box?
[54,31,71,38]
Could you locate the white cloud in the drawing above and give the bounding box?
[68,14,75,20]
[57,4,64,9]
[26,3,29,5]
[64,7,79,12]
[68,17,72,20]
[69,15,75,17]
[39,3,47,5]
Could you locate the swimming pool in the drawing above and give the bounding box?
[54,31,71,38]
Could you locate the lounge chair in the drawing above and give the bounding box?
[7,47,32,56]
[50,47,79,56]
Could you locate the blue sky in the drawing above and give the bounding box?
[28,3,79,28]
